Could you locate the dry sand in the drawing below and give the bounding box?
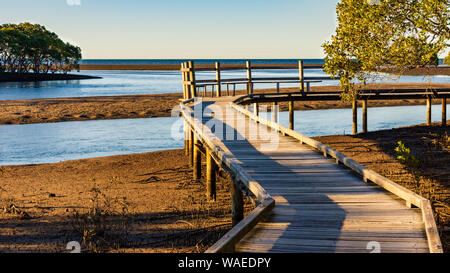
[0,149,252,253]
[1,83,449,125]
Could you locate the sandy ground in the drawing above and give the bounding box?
[314,121,450,252]
[1,83,449,125]
[379,66,450,76]
[0,94,182,125]
[0,149,252,253]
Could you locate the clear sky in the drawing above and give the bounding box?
[1,0,340,59]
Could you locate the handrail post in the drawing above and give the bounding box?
[189,129,195,166]
[362,99,368,133]
[193,136,202,181]
[427,97,432,125]
[298,60,304,92]
[352,99,358,135]
[215,62,222,97]
[246,61,253,95]
[185,62,192,99]
[254,103,259,117]
[181,62,186,99]
[189,61,197,98]
[231,179,244,227]
[206,149,217,202]
[443,97,447,127]
[184,121,189,156]
[289,101,294,130]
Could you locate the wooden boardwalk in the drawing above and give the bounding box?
[182,98,440,253]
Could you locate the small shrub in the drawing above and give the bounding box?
[70,186,131,253]
[395,141,419,168]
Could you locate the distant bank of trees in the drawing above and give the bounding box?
[0,23,82,74]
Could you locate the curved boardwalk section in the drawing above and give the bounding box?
[184,98,439,253]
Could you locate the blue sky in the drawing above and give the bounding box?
[1,0,340,59]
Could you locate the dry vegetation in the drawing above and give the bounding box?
[0,149,252,253]
[314,121,450,252]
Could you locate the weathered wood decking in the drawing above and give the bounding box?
[181,97,441,253]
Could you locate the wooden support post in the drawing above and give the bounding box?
[246,61,253,94]
[193,137,202,181]
[254,103,259,116]
[215,62,221,97]
[206,149,217,202]
[427,97,432,125]
[184,121,189,156]
[289,101,294,130]
[298,60,304,92]
[189,129,194,166]
[362,99,368,133]
[231,179,244,227]
[352,99,358,135]
[272,102,278,123]
[188,61,197,98]
[181,63,186,99]
[185,62,192,99]
[442,98,447,127]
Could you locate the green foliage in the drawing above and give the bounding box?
[323,0,450,101]
[444,52,450,65]
[395,141,419,167]
[0,22,81,74]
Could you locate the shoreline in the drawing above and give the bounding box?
[0,83,449,125]
[0,72,101,83]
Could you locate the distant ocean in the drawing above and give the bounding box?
[79,58,446,66]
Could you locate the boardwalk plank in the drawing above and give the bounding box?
[189,100,431,253]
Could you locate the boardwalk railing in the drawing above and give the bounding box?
[180,99,275,253]
[180,60,334,100]
[180,96,443,253]
[235,88,449,133]
[181,61,448,135]
[229,99,443,253]
[179,62,446,253]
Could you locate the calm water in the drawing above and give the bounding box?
[0,104,447,165]
[0,59,448,165]
[0,69,449,101]
[0,117,184,165]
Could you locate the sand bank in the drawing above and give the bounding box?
[0,149,252,253]
[1,83,449,125]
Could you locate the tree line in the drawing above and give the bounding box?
[0,23,82,74]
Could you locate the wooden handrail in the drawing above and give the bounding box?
[230,100,443,253]
[180,64,324,72]
[180,99,275,253]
